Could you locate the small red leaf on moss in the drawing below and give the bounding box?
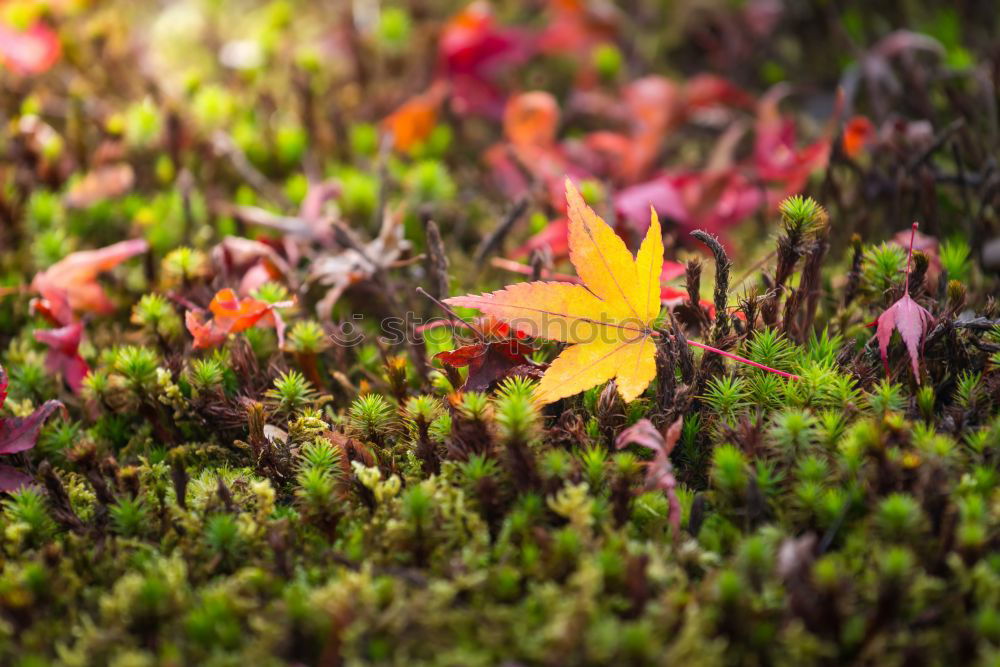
[874,222,934,381]
[436,338,541,393]
[187,289,294,350]
[842,116,874,157]
[0,399,65,456]
[0,465,34,492]
[185,311,228,350]
[31,239,149,323]
[34,323,90,392]
[617,417,684,537]
[0,22,60,75]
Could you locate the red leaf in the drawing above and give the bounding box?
[0,464,34,493]
[33,323,90,392]
[210,288,270,332]
[0,363,7,410]
[437,3,533,117]
[0,22,60,75]
[842,115,874,157]
[683,74,754,111]
[435,315,542,392]
[616,416,683,459]
[754,85,835,192]
[0,400,65,456]
[874,223,934,381]
[620,76,681,182]
[436,337,540,393]
[511,217,569,260]
[31,239,149,323]
[538,0,617,55]
[185,311,228,350]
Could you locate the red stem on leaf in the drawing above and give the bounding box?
[647,331,799,380]
[904,221,918,295]
[684,339,800,379]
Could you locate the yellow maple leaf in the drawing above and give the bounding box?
[445,179,664,404]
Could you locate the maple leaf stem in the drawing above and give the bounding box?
[904,221,918,295]
[671,336,800,380]
[416,287,485,341]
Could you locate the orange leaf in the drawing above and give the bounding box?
[187,289,294,349]
[383,84,446,152]
[447,179,663,404]
[504,91,560,150]
[842,115,874,158]
[185,311,228,350]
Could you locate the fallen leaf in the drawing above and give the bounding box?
[0,22,60,75]
[34,323,90,392]
[538,0,618,56]
[504,91,560,150]
[616,416,683,536]
[31,239,149,323]
[510,216,570,260]
[447,179,663,404]
[212,236,294,295]
[0,400,65,455]
[0,466,34,493]
[874,222,934,381]
[64,163,135,209]
[447,180,793,400]
[683,74,754,111]
[0,363,7,409]
[615,178,687,230]
[0,399,66,492]
[185,288,293,350]
[754,85,835,194]
[436,338,543,392]
[437,2,533,117]
[383,83,446,152]
[842,115,874,157]
[309,210,411,318]
[620,76,681,182]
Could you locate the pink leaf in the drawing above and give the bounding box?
[0,23,60,75]
[0,400,65,456]
[615,179,687,231]
[34,323,90,392]
[0,363,7,410]
[873,222,934,381]
[616,417,684,537]
[510,217,569,260]
[0,464,34,493]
